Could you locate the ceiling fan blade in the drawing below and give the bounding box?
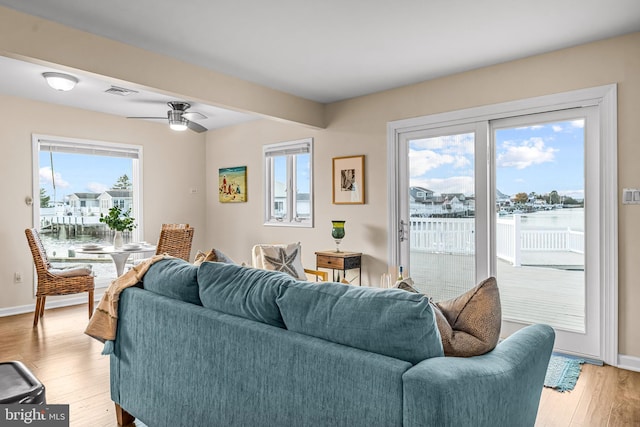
[182,111,207,121]
[187,120,208,133]
[127,116,166,120]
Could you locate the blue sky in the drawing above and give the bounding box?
[410,119,585,199]
[39,152,132,202]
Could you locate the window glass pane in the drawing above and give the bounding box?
[495,119,585,332]
[264,138,313,227]
[295,153,311,219]
[273,155,287,218]
[38,149,135,286]
[409,132,475,301]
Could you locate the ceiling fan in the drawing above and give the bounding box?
[127,101,208,133]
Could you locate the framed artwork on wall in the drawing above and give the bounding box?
[219,166,247,203]
[332,155,365,204]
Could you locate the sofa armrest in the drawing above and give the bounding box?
[402,324,554,427]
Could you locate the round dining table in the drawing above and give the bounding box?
[74,244,157,277]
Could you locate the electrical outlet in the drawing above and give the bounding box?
[622,188,640,205]
[14,272,22,283]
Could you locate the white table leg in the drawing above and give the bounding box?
[109,253,131,277]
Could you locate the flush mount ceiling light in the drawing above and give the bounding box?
[168,110,188,131]
[42,72,78,91]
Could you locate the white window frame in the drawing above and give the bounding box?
[263,138,313,227]
[387,84,618,365]
[32,134,144,288]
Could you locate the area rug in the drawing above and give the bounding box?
[544,354,585,392]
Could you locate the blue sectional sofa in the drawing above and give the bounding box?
[110,259,554,427]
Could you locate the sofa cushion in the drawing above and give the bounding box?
[276,281,443,364]
[433,276,502,357]
[193,248,235,266]
[198,261,297,328]
[142,258,201,305]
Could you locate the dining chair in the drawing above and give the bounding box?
[25,228,95,327]
[155,224,195,261]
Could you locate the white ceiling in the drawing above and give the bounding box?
[0,0,639,130]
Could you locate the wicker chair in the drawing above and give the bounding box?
[25,228,94,327]
[155,224,194,261]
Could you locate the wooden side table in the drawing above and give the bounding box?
[315,250,362,285]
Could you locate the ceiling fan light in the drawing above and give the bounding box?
[168,112,188,131]
[42,72,78,91]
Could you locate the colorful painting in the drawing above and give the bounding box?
[219,166,247,203]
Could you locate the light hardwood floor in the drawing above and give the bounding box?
[1,304,639,427]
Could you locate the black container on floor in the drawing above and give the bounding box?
[0,361,46,404]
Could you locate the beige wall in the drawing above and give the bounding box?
[0,95,207,310]
[206,33,640,357]
[0,7,637,360]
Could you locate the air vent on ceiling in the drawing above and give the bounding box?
[105,86,138,96]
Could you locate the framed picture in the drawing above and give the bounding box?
[332,155,365,204]
[219,166,247,203]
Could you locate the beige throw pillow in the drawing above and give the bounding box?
[193,248,235,266]
[433,277,501,357]
[258,243,306,280]
[395,276,501,357]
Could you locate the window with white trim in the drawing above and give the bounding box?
[33,134,143,288]
[264,138,313,227]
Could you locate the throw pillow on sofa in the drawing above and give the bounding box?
[193,248,235,266]
[254,243,306,280]
[434,276,501,357]
[142,258,201,305]
[397,277,501,357]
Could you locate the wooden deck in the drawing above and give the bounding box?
[410,251,584,332]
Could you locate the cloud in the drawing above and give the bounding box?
[411,134,474,155]
[87,182,109,193]
[39,167,70,188]
[571,120,584,128]
[515,125,544,131]
[552,125,563,132]
[496,137,557,169]
[409,149,471,176]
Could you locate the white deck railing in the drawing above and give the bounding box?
[410,215,584,266]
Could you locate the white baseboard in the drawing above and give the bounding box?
[0,290,104,318]
[617,354,640,372]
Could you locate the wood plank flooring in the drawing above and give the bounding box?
[1,304,639,427]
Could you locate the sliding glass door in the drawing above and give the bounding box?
[400,123,489,300]
[493,108,600,357]
[390,97,609,360]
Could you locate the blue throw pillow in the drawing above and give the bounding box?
[276,281,444,364]
[143,258,201,305]
[198,262,297,328]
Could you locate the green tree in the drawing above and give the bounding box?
[112,174,132,190]
[40,188,50,207]
[548,190,560,204]
[514,192,528,204]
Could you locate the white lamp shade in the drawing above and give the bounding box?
[43,72,78,91]
[168,111,188,131]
